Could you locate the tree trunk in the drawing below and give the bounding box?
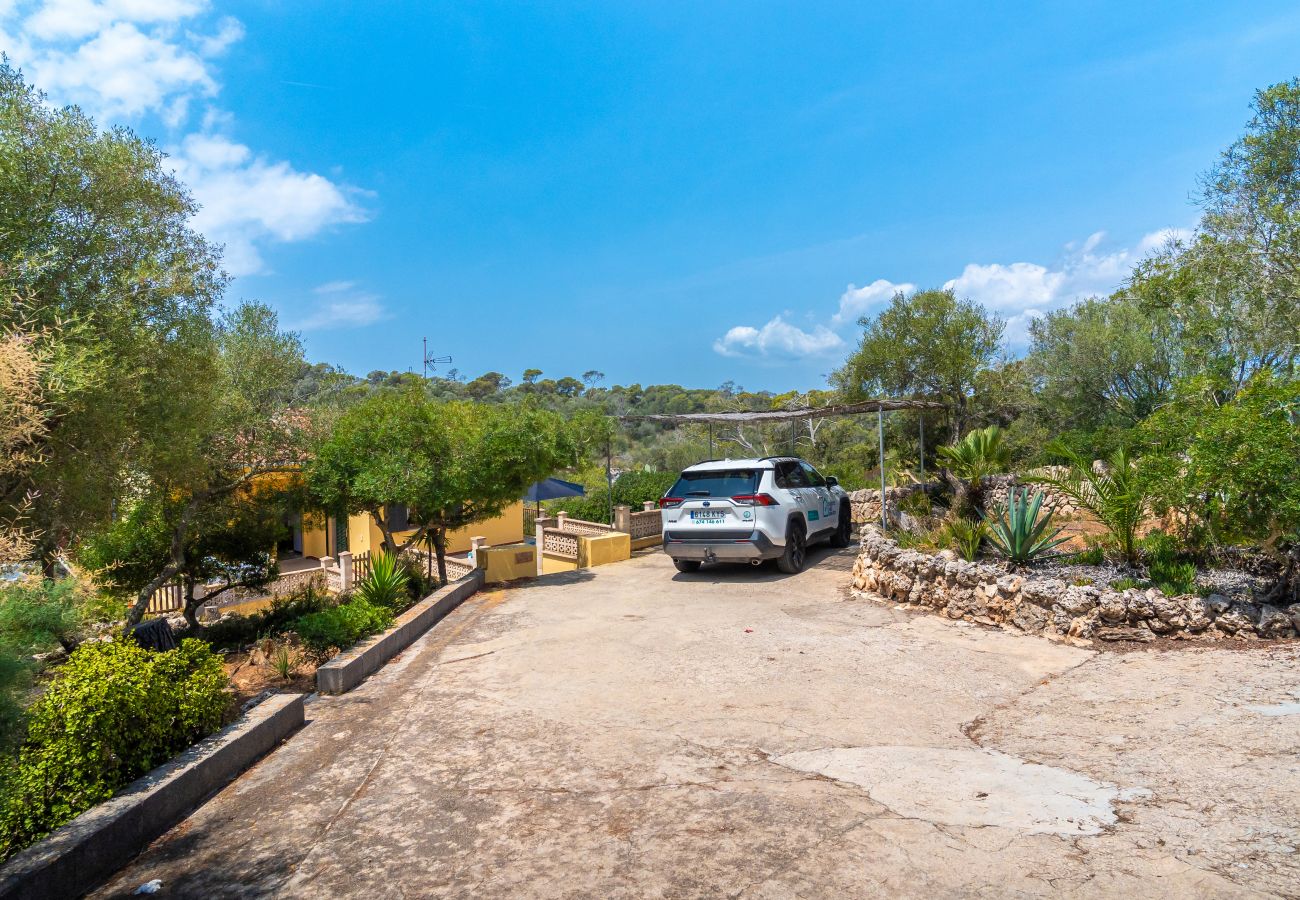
[182,576,205,633]
[940,468,975,519]
[432,527,448,586]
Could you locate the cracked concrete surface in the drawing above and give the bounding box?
[93,546,1300,898]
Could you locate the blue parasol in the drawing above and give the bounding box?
[523,478,586,502]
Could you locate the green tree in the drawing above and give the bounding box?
[0,65,224,560]
[832,288,1004,438]
[106,302,306,626]
[1140,373,1300,579]
[307,392,575,583]
[1027,295,1179,432]
[79,488,290,631]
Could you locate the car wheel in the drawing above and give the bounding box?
[830,505,853,548]
[673,559,702,573]
[777,520,806,574]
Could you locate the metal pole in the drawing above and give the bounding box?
[878,409,887,530]
[606,440,614,525]
[790,419,796,455]
[708,422,714,458]
[918,414,925,480]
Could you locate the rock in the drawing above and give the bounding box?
[1126,590,1156,621]
[1068,615,1097,640]
[1205,593,1232,617]
[1022,579,1066,609]
[1214,602,1260,635]
[1010,602,1049,633]
[1182,596,1214,632]
[1256,604,1294,638]
[1095,624,1155,643]
[1098,593,1128,623]
[1150,594,1184,624]
[1286,603,1300,633]
[1058,585,1099,616]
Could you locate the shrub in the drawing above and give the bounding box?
[0,638,229,861]
[1030,445,1148,565]
[355,551,409,611]
[1140,372,1300,560]
[898,490,933,518]
[1150,559,1197,596]
[1141,531,1198,596]
[1071,577,1094,587]
[1072,541,1105,566]
[202,584,332,650]
[984,488,1069,565]
[295,598,392,658]
[893,527,940,553]
[1112,577,1144,592]
[937,517,986,561]
[937,425,1011,480]
[549,471,679,524]
[270,642,300,681]
[0,578,91,655]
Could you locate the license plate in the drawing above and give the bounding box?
[690,510,727,522]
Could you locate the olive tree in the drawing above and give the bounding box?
[307,392,574,583]
[832,288,1004,440]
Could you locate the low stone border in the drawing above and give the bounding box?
[850,527,1298,644]
[0,692,305,900]
[316,568,485,695]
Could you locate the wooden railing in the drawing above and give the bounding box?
[147,580,185,614]
[353,549,372,580]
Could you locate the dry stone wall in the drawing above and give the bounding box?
[848,471,1080,526]
[849,527,1298,644]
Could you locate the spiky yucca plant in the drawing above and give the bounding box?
[355,551,410,611]
[983,488,1069,565]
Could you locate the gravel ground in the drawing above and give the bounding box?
[1034,561,1273,601]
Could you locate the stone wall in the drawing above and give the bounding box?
[848,473,1079,526]
[849,527,1298,644]
[980,470,1080,518]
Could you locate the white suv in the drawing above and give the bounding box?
[660,457,853,574]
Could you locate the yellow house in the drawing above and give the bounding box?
[284,502,527,564]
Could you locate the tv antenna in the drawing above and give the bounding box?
[422,337,451,378]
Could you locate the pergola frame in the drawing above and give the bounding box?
[618,398,946,529]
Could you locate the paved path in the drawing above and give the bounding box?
[96,547,1300,897]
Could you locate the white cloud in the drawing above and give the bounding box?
[171,133,368,276]
[296,282,388,331]
[713,316,844,360]
[942,229,1199,320]
[714,227,1196,361]
[12,2,223,121]
[1136,227,1194,254]
[1,1,368,277]
[832,278,916,326]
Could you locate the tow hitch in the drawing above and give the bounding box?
[703,548,717,564]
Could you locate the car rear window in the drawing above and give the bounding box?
[669,469,761,498]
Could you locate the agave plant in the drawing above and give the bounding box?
[355,550,410,611]
[983,488,1069,565]
[1029,444,1147,566]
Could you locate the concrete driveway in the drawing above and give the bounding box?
[95,546,1300,898]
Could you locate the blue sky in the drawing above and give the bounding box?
[4,2,1299,391]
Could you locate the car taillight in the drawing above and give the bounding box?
[731,493,778,506]
[659,497,684,509]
